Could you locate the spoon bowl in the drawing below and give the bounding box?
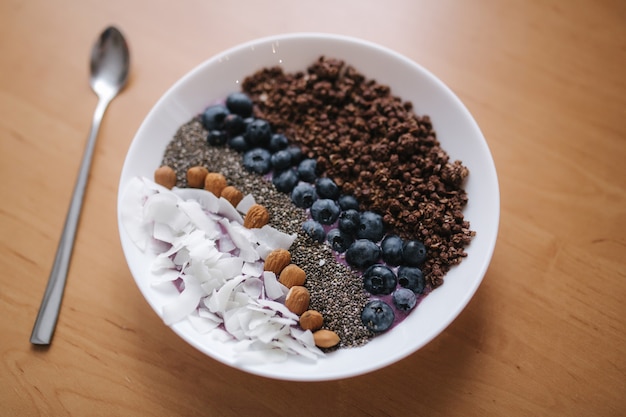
[90,27,130,99]
[30,26,130,345]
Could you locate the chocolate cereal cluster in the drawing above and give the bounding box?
[241,57,475,287]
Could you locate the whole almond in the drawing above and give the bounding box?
[279,264,306,288]
[204,172,228,196]
[313,329,340,348]
[300,310,323,331]
[243,204,270,229]
[284,286,310,315]
[221,185,243,207]
[186,166,208,188]
[154,165,177,189]
[264,249,291,275]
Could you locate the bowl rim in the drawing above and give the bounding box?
[117,32,500,381]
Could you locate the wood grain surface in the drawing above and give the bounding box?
[1,0,624,416]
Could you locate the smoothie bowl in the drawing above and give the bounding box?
[117,33,499,381]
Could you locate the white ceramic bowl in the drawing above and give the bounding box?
[117,33,499,381]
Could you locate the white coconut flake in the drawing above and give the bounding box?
[255,298,300,321]
[188,310,222,333]
[252,225,297,252]
[242,261,264,277]
[120,177,323,363]
[143,192,188,231]
[162,274,205,325]
[219,218,258,263]
[236,193,256,214]
[218,197,244,224]
[177,200,221,239]
[150,255,177,273]
[216,257,245,280]
[263,271,288,300]
[174,187,220,214]
[119,177,156,250]
[242,277,263,298]
[217,233,237,253]
[152,222,177,244]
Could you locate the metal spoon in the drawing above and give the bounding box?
[30,26,130,345]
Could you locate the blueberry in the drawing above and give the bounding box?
[225,92,253,118]
[338,194,359,211]
[227,135,249,152]
[397,266,425,293]
[402,240,427,266]
[392,288,417,312]
[269,133,289,152]
[272,169,299,193]
[291,183,318,208]
[297,158,317,183]
[310,199,341,225]
[201,104,229,131]
[243,116,256,130]
[223,113,246,137]
[381,235,404,266]
[361,300,395,333]
[315,177,340,200]
[206,129,227,146]
[287,146,303,164]
[345,239,381,269]
[244,119,272,147]
[357,211,384,242]
[302,219,325,243]
[270,149,293,171]
[326,229,354,253]
[242,148,272,174]
[362,264,397,295]
[338,209,360,235]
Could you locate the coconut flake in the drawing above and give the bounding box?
[252,226,297,252]
[177,200,221,239]
[174,187,220,213]
[218,197,244,224]
[242,261,264,278]
[188,310,222,333]
[162,274,205,325]
[143,192,189,232]
[236,194,256,214]
[263,271,288,300]
[120,176,325,363]
[119,177,155,250]
[242,277,263,298]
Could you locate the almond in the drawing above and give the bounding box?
[221,185,243,207]
[154,165,177,189]
[313,329,340,348]
[279,264,306,288]
[186,166,208,188]
[243,204,270,229]
[264,249,291,275]
[299,310,323,331]
[204,172,228,196]
[284,286,310,315]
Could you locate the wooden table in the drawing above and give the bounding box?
[2,0,624,415]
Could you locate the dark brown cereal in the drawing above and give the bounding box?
[242,56,475,287]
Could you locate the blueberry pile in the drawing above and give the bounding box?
[202,93,429,334]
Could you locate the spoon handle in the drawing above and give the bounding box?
[30,97,111,345]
